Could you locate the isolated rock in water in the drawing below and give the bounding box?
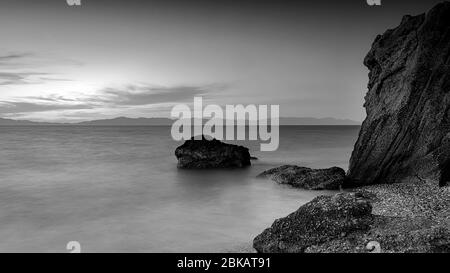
[253,192,374,253]
[257,165,345,190]
[347,2,450,187]
[175,136,251,169]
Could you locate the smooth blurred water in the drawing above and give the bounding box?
[0,126,359,252]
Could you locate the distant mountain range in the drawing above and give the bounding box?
[0,117,360,126]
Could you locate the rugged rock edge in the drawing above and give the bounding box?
[175,136,251,169]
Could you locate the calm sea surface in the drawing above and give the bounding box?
[0,126,359,252]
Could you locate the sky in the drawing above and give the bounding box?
[0,0,444,122]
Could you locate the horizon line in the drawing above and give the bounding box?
[0,116,362,125]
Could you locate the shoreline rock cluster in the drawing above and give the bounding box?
[253,182,449,253]
[253,192,374,253]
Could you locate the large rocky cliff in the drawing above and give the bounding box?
[347,2,450,187]
[253,2,450,254]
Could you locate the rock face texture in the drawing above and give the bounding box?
[347,2,450,187]
[304,215,450,253]
[257,165,345,190]
[253,192,374,253]
[175,136,251,169]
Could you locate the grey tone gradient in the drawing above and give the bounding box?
[0,0,443,122]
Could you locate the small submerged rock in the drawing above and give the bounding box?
[175,136,251,169]
[257,165,345,190]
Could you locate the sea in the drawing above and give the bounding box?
[0,125,360,252]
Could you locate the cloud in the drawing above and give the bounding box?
[97,84,219,106]
[0,101,94,114]
[22,94,78,102]
[0,83,227,117]
[0,52,75,85]
[0,52,81,67]
[0,53,34,63]
[0,72,51,86]
[38,77,74,82]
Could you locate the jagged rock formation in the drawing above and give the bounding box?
[347,2,450,187]
[257,165,345,190]
[175,136,251,169]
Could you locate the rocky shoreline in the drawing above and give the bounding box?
[253,179,449,253]
[252,2,450,253]
[174,2,450,253]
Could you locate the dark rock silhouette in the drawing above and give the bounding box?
[257,165,345,190]
[347,2,450,187]
[175,136,251,169]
